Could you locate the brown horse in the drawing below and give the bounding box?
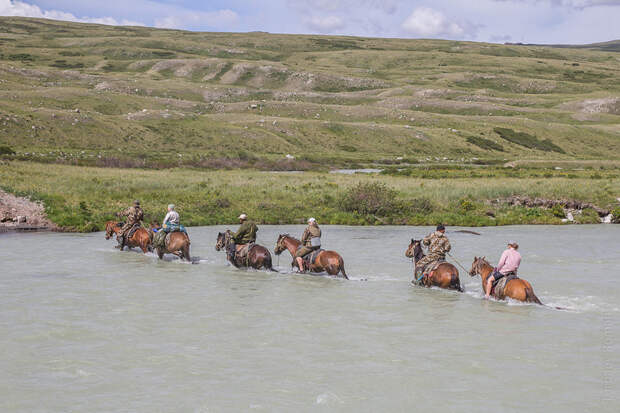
[215,230,276,271]
[105,221,152,253]
[469,257,542,304]
[405,239,462,291]
[274,234,347,279]
[149,225,192,261]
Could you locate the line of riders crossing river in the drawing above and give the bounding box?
[104,200,544,306]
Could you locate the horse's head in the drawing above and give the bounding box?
[105,221,122,239]
[274,234,287,255]
[405,239,424,262]
[469,256,487,277]
[215,231,228,251]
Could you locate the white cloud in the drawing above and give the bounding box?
[154,9,239,30]
[402,7,476,39]
[0,0,143,25]
[493,0,620,8]
[304,15,345,33]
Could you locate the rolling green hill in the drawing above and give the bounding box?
[1,17,619,169]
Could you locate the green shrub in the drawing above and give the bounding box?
[611,207,620,224]
[575,208,600,224]
[466,135,504,151]
[340,182,399,216]
[0,145,16,155]
[409,197,434,214]
[459,198,476,212]
[551,204,566,218]
[494,127,565,153]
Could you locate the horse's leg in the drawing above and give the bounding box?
[157,247,164,260]
[182,241,191,261]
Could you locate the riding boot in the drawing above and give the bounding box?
[413,266,424,284]
[116,235,124,249]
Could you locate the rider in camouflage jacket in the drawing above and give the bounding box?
[118,200,144,249]
[414,224,451,280]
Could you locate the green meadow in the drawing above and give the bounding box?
[0,18,619,230]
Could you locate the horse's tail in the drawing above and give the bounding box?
[338,256,348,280]
[450,270,463,292]
[265,252,278,272]
[525,286,542,305]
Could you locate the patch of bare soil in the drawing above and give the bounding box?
[0,189,57,231]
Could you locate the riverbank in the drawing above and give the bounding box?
[0,189,57,232]
[1,161,618,232]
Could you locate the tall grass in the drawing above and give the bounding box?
[1,161,617,231]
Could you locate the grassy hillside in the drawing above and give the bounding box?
[0,17,619,168]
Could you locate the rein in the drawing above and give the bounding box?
[447,252,469,273]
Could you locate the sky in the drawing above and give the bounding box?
[1,0,619,44]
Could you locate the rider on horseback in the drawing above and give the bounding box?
[162,204,180,233]
[414,224,451,281]
[485,241,521,299]
[295,218,321,272]
[229,214,258,262]
[117,200,144,250]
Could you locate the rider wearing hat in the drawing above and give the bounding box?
[296,217,322,272]
[229,214,258,261]
[414,224,451,281]
[117,200,144,250]
[485,241,521,299]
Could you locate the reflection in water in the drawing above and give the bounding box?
[0,225,619,411]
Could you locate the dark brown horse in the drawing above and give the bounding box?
[405,239,462,291]
[105,221,152,253]
[149,225,191,261]
[215,230,276,271]
[469,257,542,304]
[274,234,347,279]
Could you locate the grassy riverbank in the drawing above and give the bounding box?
[1,161,618,231]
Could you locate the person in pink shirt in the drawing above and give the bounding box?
[485,241,522,299]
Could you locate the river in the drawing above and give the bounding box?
[1,225,618,411]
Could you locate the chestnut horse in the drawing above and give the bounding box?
[149,225,192,261]
[215,230,276,271]
[105,221,152,253]
[405,239,462,291]
[274,234,347,279]
[469,257,542,304]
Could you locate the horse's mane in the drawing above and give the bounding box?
[280,233,300,242]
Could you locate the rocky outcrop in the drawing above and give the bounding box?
[0,190,56,231]
[490,196,610,217]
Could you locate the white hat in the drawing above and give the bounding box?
[168,204,175,210]
[308,217,316,223]
[239,213,247,220]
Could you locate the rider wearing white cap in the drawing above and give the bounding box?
[296,217,321,272]
[162,204,180,233]
[229,213,258,261]
[485,241,521,299]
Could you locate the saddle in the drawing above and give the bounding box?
[127,223,142,238]
[491,273,518,298]
[423,259,445,277]
[302,249,324,268]
[235,243,256,262]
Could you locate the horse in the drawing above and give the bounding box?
[215,230,276,271]
[149,225,192,261]
[105,220,152,253]
[469,256,542,304]
[274,234,348,279]
[405,239,462,291]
